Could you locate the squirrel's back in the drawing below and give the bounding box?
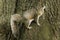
[23,8,37,20]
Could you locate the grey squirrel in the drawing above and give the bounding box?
[10,6,46,37]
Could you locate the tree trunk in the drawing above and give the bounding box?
[0,0,60,40]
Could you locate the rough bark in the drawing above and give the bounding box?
[0,0,60,40]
